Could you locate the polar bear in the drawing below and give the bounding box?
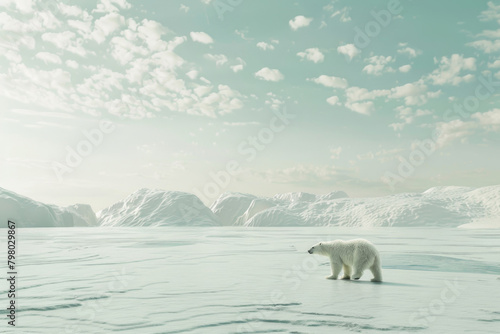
[308,239,382,282]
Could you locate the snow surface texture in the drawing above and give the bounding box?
[98,188,220,227]
[11,227,500,333]
[0,187,97,227]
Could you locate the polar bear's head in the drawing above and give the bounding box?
[308,242,326,255]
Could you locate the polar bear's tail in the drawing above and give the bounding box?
[370,256,383,282]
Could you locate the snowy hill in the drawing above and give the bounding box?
[210,186,500,228]
[210,192,257,226]
[0,187,97,227]
[98,188,220,227]
[1,185,498,228]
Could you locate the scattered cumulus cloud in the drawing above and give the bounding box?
[308,75,348,89]
[471,109,500,129]
[289,15,313,30]
[345,101,375,115]
[230,57,246,73]
[35,52,62,64]
[397,43,421,58]
[256,42,274,51]
[65,59,79,69]
[204,53,228,66]
[326,96,340,106]
[399,64,412,73]
[362,55,394,75]
[255,67,284,82]
[337,43,360,60]
[427,54,476,86]
[297,48,324,63]
[190,31,214,44]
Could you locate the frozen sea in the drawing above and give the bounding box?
[2,227,500,333]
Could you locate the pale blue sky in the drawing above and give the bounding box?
[0,0,499,210]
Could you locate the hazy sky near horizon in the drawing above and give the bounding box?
[1,0,499,211]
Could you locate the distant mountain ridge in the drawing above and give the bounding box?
[1,186,499,228]
[0,187,97,227]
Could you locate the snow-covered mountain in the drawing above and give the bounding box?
[97,188,220,227]
[0,187,97,227]
[210,186,500,228]
[1,185,498,228]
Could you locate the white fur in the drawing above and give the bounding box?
[308,239,382,282]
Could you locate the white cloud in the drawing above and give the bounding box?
[68,20,92,35]
[136,19,170,52]
[331,7,351,22]
[434,109,500,146]
[397,43,420,58]
[308,75,348,89]
[337,43,360,60]
[4,50,22,63]
[477,29,500,39]
[326,96,340,106]
[262,41,275,50]
[0,63,74,110]
[435,119,475,147]
[467,5,500,54]
[427,54,476,86]
[35,52,62,64]
[204,53,228,66]
[94,0,132,13]
[91,12,125,44]
[0,11,61,33]
[256,42,274,51]
[389,123,405,132]
[471,109,500,129]
[467,39,500,53]
[41,31,87,57]
[179,4,190,12]
[65,60,79,69]
[488,60,500,68]
[110,36,149,65]
[0,0,35,14]
[297,48,324,63]
[231,64,244,73]
[186,70,198,80]
[345,87,389,102]
[389,81,429,105]
[289,15,313,30]
[394,106,413,125]
[58,3,84,17]
[362,55,394,75]
[187,84,244,117]
[255,67,284,82]
[190,31,214,44]
[399,64,412,73]
[229,57,246,73]
[345,101,374,115]
[265,93,285,110]
[480,1,500,24]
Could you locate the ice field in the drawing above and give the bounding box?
[2,227,499,333]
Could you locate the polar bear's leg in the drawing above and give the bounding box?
[370,257,383,282]
[326,260,342,280]
[341,264,351,280]
[351,257,371,280]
